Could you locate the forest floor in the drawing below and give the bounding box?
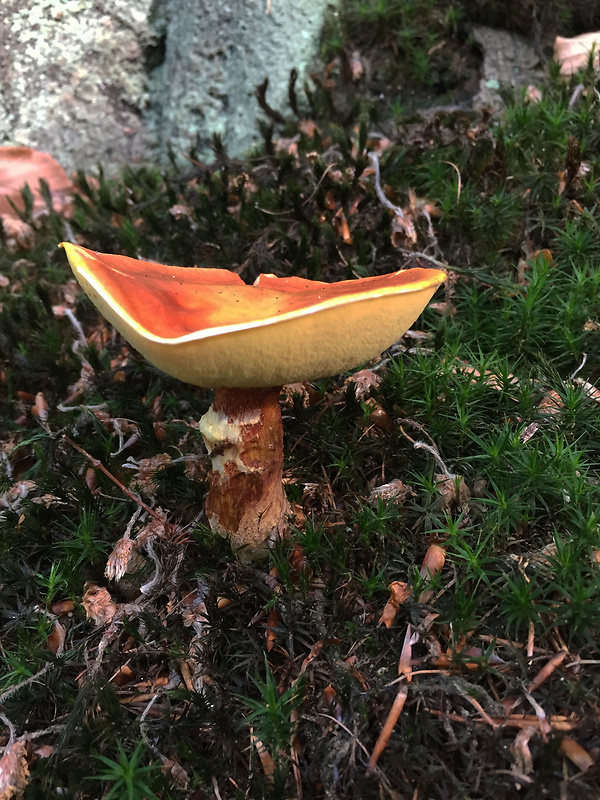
[1,3,600,798]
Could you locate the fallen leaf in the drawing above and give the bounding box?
[288,546,312,584]
[419,543,447,602]
[265,608,282,652]
[390,213,417,247]
[110,664,136,687]
[299,640,325,673]
[31,392,48,423]
[299,119,318,137]
[538,389,564,417]
[574,377,600,403]
[169,204,194,220]
[47,619,66,655]
[324,190,337,211]
[160,756,190,791]
[323,684,336,705]
[363,397,395,433]
[420,543,446,579]
[0,480,36,511]
[379,581,411,628]
[51,599,75,615]
[510,727,535,775]
[251,731,275,780]
[525,84,542,104]
[33,745,53,759]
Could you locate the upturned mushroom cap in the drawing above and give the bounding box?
[61,243,445,388]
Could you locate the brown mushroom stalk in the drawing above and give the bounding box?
[61,243,446,559]
[200,386,285,558]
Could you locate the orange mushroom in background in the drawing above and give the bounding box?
[61,243,445,560]
[0,147,72,242]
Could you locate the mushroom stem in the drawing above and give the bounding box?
[199,386,286,560]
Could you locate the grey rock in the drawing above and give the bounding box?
[0,0,334,173]
[0,0,155,173]
[472,26,545,112]
[150,0,332,162]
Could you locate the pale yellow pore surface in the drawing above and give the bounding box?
[128,286,443,387]
[62,243,445,388]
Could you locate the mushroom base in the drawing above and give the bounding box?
[199,386,286,560]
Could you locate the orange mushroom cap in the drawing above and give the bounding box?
[61,243,445,388]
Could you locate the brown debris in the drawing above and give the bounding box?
[427,709,580,731]
[0,740,29,800]
[105,537,138,582]
[510,727,535,775]
[379,581,411,628]
[418,543,446,604]
[368,624,417,769]
[265,608,282,652]
[368,479,415,506]
[344,368,382,400]
[435,474,470,511]
[559,736,595,772]
[527,649,569,695]
[251,731,275,780]
[333,208,353,245]
[350,50,364,81]
[362,397,395,434]
[46,620,66,655]
[81,583,118,627]
[50,599,75,616]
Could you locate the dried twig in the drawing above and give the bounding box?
[0,663,52,706]
[63,435,174,533]
[318,714,371,761]
[426,709,579,731]
[526,649,568,694]
[368,151,405,219]
[0,712,16,746]
[397,418,454,479]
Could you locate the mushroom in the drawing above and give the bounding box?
[61,243,445,560]
[0,147,72,241]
